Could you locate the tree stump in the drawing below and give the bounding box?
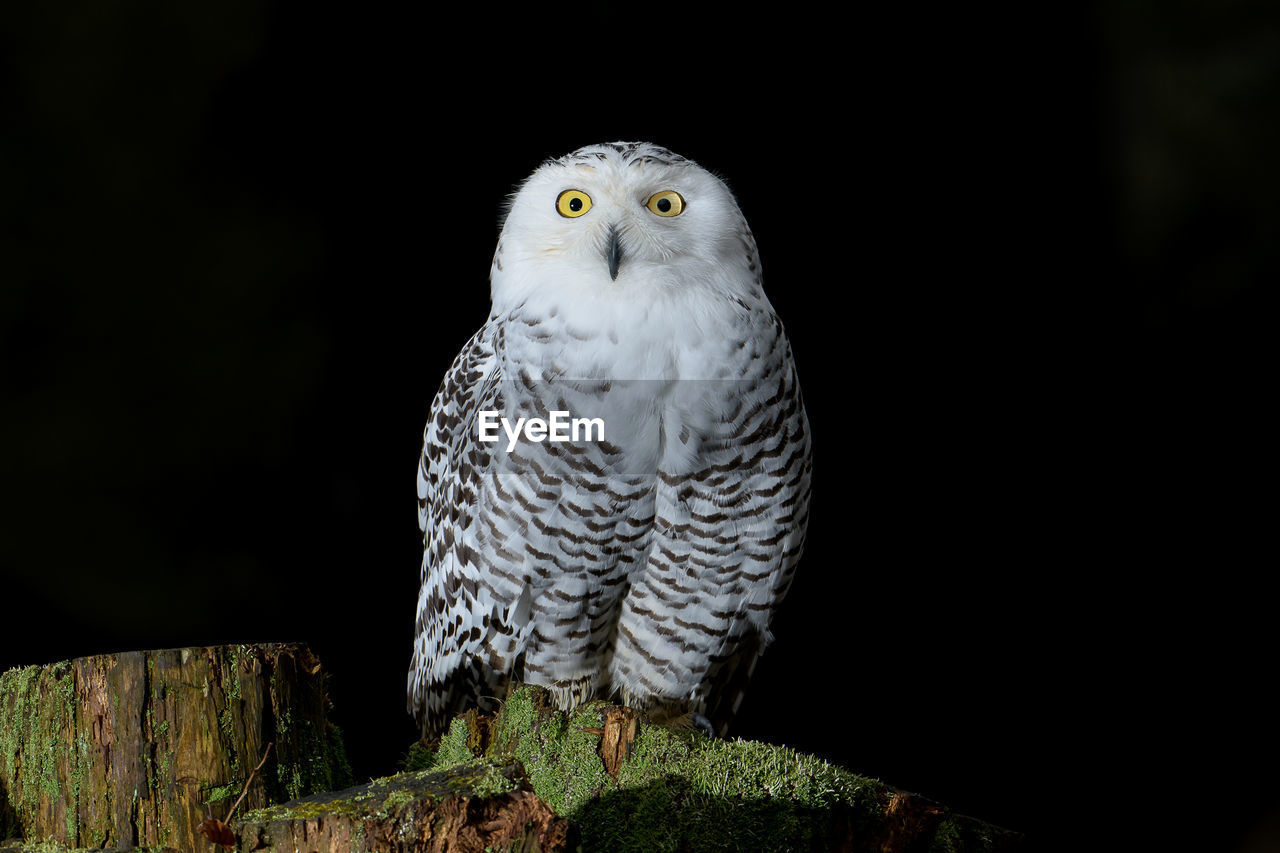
[0,643,350,851]
[414,685,1025,852]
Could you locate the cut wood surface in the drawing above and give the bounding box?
[0,644,349,851]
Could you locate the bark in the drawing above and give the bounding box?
[0,644,349,851]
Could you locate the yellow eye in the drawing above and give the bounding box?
[556,189,592,218]
[646,190,685,217]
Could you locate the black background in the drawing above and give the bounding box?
[1,4,1275,851]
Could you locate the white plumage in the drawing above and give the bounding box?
[408,142,811,737]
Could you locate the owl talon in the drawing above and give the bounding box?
[691,713,716,739]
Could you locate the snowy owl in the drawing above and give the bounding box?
[407,142,811,738]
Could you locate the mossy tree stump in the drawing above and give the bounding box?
[414,686,1023,852]
[0,643,350,851]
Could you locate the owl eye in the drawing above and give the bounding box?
[645,190,685,217]
[556,189,592,218]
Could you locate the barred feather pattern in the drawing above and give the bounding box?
[408,143,812,738]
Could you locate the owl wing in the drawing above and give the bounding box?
[407,320,524,737]
[698,342,812,734]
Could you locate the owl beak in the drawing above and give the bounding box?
[605,226,622,281]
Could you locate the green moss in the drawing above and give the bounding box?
[242,793,364,824]
[925,814,1021,853]
[428,686,889,852]
[382,789,417,810]
[240,761,520,833]
[226,646,244,701]
[931,817,963,852]
[68,729,90,843]
[203,783,240,805]
[325,722,354,791]
[217,707,234,742]
[457,760,518,799]
[268,715,351,803]
[217,705,241,782]
[0,663,83,840]
[400,740,435,772]
[434,716,480,769]
[4,647,352,849]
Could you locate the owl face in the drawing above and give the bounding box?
[491,143,753,307]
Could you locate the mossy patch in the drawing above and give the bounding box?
[426,685,889,852]
[432,716,481,770]
[0,665,82,842]
[927,814,1023,853]
[399,740,435,772]
[234,758,571,852]
[239,759,521,826]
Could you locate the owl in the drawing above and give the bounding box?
[407,142,811,739]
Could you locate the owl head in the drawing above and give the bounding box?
[490,142,759,310]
